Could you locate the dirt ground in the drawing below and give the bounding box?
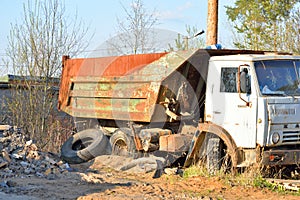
[0,155,300,200]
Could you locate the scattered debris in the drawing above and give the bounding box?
[266,179,300,192]
[0,125,174,182]
[0,125,170,183]
[0,161,8,169]
[120,156,163,173]
[0,125,68,180]
[164,167,184,176]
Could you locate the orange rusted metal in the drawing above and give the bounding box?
[58,49,209,122]
[59,53,167,121]
[159,134,193,152]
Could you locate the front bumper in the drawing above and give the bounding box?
[262,149,300,165]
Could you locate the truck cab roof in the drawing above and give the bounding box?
[210,53,300,62]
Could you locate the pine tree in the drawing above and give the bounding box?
[226,0,299,52]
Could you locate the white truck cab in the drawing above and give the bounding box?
[205,53,300,166]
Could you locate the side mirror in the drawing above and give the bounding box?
[240,68,251,94]
[238,65,251,107]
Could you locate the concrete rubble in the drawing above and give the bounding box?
[0,125,172,181]
[0,125,69,182]
[0,124,186,197]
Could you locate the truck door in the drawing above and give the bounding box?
[206,63,257,148]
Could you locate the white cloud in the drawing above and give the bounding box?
[177,1,192,11]
[157,1,193,20]
[156,10,184,20]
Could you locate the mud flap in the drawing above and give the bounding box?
[183,130,206,168]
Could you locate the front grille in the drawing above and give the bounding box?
[282,125,300,144]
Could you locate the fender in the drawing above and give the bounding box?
[184,122,238,169]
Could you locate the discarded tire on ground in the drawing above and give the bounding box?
[61,129,110,164]
[110,129,136,157]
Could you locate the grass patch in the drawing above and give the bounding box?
[182,164,300,195]
[182,165,208,178]
[163,174,178,184]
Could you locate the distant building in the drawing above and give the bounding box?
[0,74,60,89]
[0,74,62,125]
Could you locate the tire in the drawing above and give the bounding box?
[206,136,222,174]
[110,129,136,157]
[61,129,110,164]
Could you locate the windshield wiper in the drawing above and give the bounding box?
[262,92,286,96]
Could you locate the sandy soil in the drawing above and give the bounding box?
[0,155,299,200]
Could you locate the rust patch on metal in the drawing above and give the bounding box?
[159,134,192,152]
[58,53,167,122]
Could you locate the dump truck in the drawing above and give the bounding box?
[59,49,300,171]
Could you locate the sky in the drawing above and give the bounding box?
[0,0,235,63]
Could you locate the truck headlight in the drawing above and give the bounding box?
[271,132,280,144]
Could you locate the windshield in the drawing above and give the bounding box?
[254,60,300,96]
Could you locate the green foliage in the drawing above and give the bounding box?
[253,176,287,193]
[281,9,300,54]
[226,0,300,52]
[183,165,208,178]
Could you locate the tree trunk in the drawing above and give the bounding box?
[206,0,218,46]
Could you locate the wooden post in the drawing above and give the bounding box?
[206,0,218,46]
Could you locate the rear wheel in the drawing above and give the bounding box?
[110,129,136,157]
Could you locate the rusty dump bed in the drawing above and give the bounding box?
[58,49,266,123]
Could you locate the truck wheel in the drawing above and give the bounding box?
[206,136,222,174]
[61,129,110,164]
[110,129,135,157]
